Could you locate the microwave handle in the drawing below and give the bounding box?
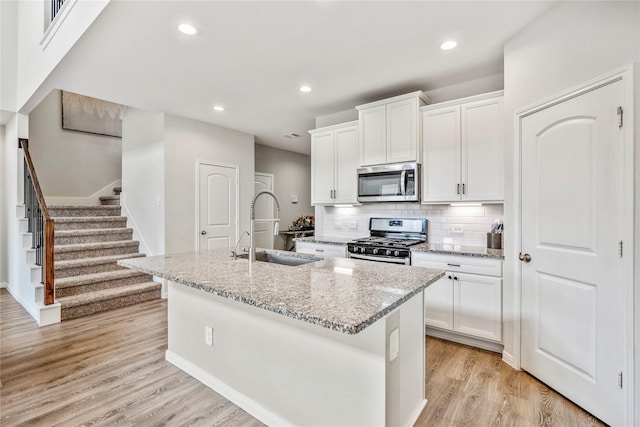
[400,170,406,195]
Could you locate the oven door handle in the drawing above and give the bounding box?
[400,170,406,196]
[349,253,410,265]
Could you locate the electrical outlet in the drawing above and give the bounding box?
[334,218,342,229]
[205,326,213,347]
[347,221,358,229]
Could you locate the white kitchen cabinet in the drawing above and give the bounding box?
[422,91,504,203]
[309,121,358,205]
[357,92,429,166]
[295,241,346,258]
[412,252,503,348]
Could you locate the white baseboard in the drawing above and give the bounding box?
[45,179,121,206]
[501,350,518,369]
[0,282,7,289]
[165,350,295,427]
[5,284,61,326]
[426,327,504,353]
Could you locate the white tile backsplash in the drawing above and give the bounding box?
[316,203,504,247]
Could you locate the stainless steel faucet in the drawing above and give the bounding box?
[249,190,280,264]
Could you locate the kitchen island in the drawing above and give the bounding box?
[119,249,443,427]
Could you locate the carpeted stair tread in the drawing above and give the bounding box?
[99,196,120,206]
[48,205,121,217]
[55,269,151,289]
[55,253,146,270]
[55,240,139,253]
[53,216,127,223]
[55,228,133,237]
[57,281,161,308]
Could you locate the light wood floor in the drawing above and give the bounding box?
[1,289,604,426]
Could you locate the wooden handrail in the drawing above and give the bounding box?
[19,139,55,305]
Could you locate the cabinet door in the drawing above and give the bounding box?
[453,272,502,341]
[424,275,454,330]
[296,241,346,258]
[386,98,418,163]
[310,131,335,204]
[461,96,504,201]
[359,105,386,166]
[421,106,461,202]
[334,125,358,204]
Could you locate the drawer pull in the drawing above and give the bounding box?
[447,263,461,267]
[315,249,325,252]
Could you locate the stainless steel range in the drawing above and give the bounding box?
[347,218,427,265]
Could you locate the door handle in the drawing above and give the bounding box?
[201,230,207,235]
[519,252,531,262]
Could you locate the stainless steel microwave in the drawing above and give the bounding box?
[357,162,420,202]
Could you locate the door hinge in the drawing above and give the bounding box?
[617,106,623,128]
[618,240,623,258]
[618,371,623,389]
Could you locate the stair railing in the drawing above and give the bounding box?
[19,139,55,305]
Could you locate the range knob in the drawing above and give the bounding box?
[372,248,379,255]
[394,250,400,257]
[360,247,366,254]
[386,249,392,256]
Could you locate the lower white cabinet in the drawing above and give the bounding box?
[412,252,502,346]
[295,241,346,258]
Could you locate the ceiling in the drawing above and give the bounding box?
[42,1,557,155]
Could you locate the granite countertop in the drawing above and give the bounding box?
[411,243,504,259]
[294,235,361,245]
[118,249,443,335]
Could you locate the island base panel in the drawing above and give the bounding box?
[166,282,425,427]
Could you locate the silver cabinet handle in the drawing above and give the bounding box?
[201,230,207,235]
[462,183,465,194]
[447,263,461,267]
[519,252,532,262]
[315,249,325,253]
[456,184,460,195]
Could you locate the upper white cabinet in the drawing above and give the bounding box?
[422,91,504,203]
[357,91,429,166]
[309,121,359,205]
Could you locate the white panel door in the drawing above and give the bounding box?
[198,163,238,250]
[421,106,460,202]
[462,96,503,201]
[454,273,501,341]
[386,98,418,164]
[254,173,274,250]
[521,80,623,426]
[423,276,454,330]
[359,105,386,166]
[311,131,335,204]
[334,125,358,204]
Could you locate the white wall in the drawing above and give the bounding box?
[0,125,8,285]
[28,90,122,203]
[164,115,255,255]
[15,0,109,112]
[503,0,640,381]
[0,0,18,116]
[121,108,165,256]
[255,144,312,250]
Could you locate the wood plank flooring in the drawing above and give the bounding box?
[1,289,604,426]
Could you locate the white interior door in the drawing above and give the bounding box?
[254,173,275,250]
[198,163,238,250]
[520,80,624,426]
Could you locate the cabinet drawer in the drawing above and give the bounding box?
[411,252,502,277]
[295,242,346,258]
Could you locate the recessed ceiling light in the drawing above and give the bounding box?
[213,105,225,112]
[178,23,199,35]
[440,40,458,50]
[299,86,312,93]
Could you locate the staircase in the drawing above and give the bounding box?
[50,188,161,320]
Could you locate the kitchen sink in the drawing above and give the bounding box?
[235,251,323,266]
